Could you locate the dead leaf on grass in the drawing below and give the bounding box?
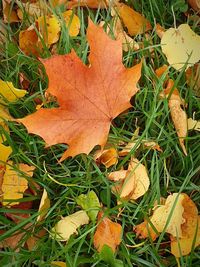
[94,147,118,168]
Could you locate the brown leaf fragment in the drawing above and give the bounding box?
[116,3,152,36]
[67,0,108,9]
[188,0,200,11]
[2,0,19,23]
[185,63,200,97]
[155,23,165,38]
[93,211,122,252]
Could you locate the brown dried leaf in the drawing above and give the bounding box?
[94,147,118,168]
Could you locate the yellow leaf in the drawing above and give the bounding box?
[37,15,61,46]
[0,105,13,143]
[161,24,200,70]
[0,80,27,104]
[187,118,200,131]
[134,193,185,240]
[50,210,89,241]
[37,188,50,222]
[116,3,152,36]
[62,11,80,37]
[0,144,12,163]
[170,194,200,257]
[51,262,67,267]
[2,161,35,206]
[94,147,118,168]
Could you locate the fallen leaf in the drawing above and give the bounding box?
[187,118,200,131]
[94,147,118,168]
[18,20,141,161]
[155,23,165,38]
[188,0,200,11]
[2,0,19,23]
[37,188,50,222]
[17,1,47,20]
[50,210,89,241]
[160,79,187,155]
[161,24,200,70]
[143,141,162,152]
[1,161,35,206]
[185,63,200,97]
[118,127,140,156]
[108,158,149,200]
[0,143,12,163]
[37,15,61,46]
[0,79,27,104]
[19,25,41,56]
[26,228,46,250]
[62,10,80,37]
[170,194,200,257]
[51,262,67,267]
[116,3,152,36]
[93,211,122,252]
[134,193,185,240]
[76,190,100,222]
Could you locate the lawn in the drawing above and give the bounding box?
[0,0,200,266]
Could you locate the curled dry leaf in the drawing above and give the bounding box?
[188,0,200,11]
[1,161,35,206]
[108,158,150,200]
[161,24,200,71]
[187,117,200,131]
[37,188,50,222]
[2,0,19,23]
[161,79,187,155]
[186,63,200,97]
[134,193,185,240]
[94,147,118,168]
[115,3,152,36]
[93,211,122,252]
[50,210,89,241]
[76,190,100,222]
[18,20,141,161]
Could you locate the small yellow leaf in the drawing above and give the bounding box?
[161,24,200,70]
[37,15,61,46]
[50,210,89,241]
[94,147,118,168]
[0,80,26,104]
[0,144,12,163]
[2,161,35,206]
[187,118,200,131]
[62,11,80,37]
[37,188,50,222]
[51,262,67,267]
[116,3,152,36]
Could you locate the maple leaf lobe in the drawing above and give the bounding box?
[18,20,141,161]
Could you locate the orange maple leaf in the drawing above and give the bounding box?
[18,20,141,161]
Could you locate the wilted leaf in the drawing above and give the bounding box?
[187,118,200,131]
[1,161,35,206]
[160,79,187,155]
[76,191,100,222]
[0,79,27,104]
[108,158,149,200]
[18,20,141,161]
[93,212,122,252]
[26,228,46,250]
[134,193,185,240]
[50,210,89,241]
[116,3,152,36]
[161,24,200,70]
[94,147,118,168]
[2,0,19,23]
[37,188,50,222]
